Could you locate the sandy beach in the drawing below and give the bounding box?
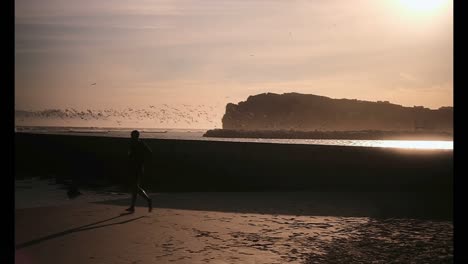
[15,133,453,263]
[15,184,453,264]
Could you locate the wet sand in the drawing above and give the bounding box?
[15,191,452,264]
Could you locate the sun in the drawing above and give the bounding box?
[397,0,448,14]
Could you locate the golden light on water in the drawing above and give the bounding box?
[373,140,452,150]
[299,139,453,150]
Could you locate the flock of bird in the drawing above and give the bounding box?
[15,103,226,127]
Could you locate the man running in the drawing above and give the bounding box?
[126,130,152,213]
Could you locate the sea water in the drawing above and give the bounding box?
[15,126,453,150]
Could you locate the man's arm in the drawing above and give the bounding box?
[142,140,152,155]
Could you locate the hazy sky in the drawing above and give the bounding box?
[15,0,453,110]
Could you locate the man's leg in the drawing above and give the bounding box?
[136,165,152,212]
[126,168,138,212]
[126,185,137,212]
[137,185,152,212]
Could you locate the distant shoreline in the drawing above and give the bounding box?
[204,129,453,141]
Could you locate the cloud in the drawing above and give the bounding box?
[399,73,418,82]
[15,0,453,111]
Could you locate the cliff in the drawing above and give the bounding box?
[222,93,453,132]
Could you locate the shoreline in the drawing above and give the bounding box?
[204,129,453,141]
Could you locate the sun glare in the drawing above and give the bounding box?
[397,0,448,14]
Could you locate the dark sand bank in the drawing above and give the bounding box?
[15,132,452,193]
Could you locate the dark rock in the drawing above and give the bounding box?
[221,93,453,132]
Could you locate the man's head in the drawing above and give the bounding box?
[131,130,140,140]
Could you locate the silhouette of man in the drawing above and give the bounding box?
[126,130,152,213]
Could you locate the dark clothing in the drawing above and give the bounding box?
[128,139,152,209]
[129,140,152,166]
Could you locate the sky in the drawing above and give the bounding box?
[15,0,453,114]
